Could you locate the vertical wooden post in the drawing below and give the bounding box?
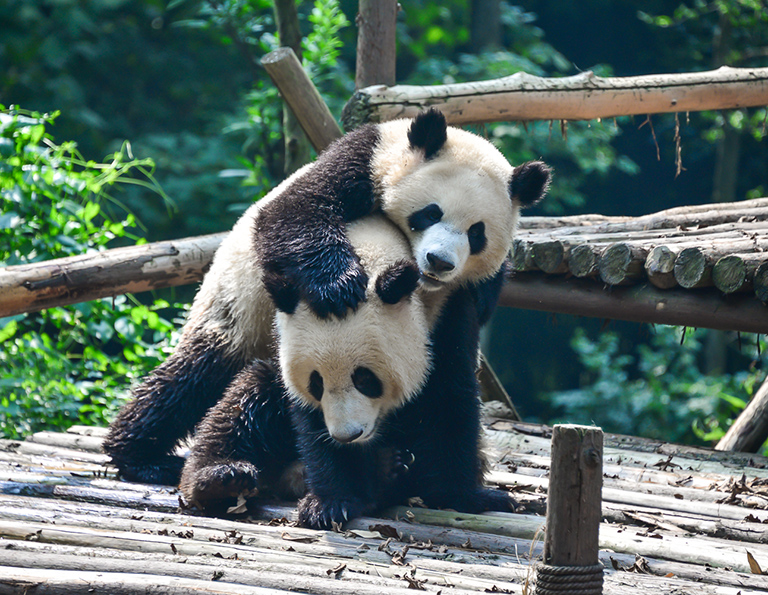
[536,424,604,594]
[355,0,397,89]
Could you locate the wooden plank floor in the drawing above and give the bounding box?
[1,406,767,594]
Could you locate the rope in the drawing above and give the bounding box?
[534,563,604,595]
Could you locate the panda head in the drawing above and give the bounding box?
[373,108,552,289]
[276,218,432,445]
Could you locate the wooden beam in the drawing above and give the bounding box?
[716,375,768,453]
[0,234,225,318]
[261,47,343,152]
[342,65,768,128]
[499,273,768,335]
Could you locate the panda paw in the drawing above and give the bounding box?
[304,262,369,319]
[297,492,367,530]
[116,455,185,486]
[181,461,260,510]
[475,487,518,513]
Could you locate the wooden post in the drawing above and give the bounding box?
[261,47,343,153]
[536,424,603,594]
[355,0,397,89]
[716,375,768,453]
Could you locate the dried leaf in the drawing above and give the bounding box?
[226,493,249,515]
[369,523,401,540]
[747,550,763,575]
[326,562,346,578]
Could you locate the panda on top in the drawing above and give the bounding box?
[103,109,551,522]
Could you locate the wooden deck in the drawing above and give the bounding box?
[1,406,767,594]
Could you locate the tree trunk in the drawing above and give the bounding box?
[273,0,312,173]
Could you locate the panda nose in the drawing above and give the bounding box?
[426,252,455,273]
[331,428,364,444]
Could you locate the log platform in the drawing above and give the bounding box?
[1,407,768,594]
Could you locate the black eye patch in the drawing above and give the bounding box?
[467,222,486,255]
[352,367,383,399]
[408,204,443,231]
[309,371,324,401]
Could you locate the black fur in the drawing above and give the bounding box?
[407,108,448,160]
[102,326,246,485]
[374,261,420,305]
[256,124,381,319]
[509,160,552,207]
[469,265,507,327]
[184,288,514,529]
[179,360,298,513]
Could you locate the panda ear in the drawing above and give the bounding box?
[375,261,420,304]
[509,160,552,208]
[407,108,448,160]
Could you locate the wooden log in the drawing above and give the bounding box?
[342,66,768,128]
[498,273,768,334]
[519,199,768,234]
[511,239,537,272]
[645,245,678,289]
[755,261,768,303]
[568,244,600,278]
[0,233,225,318]
[531,241,567,274]
[0,566,291,595]
[354,0,397,89]
[25,431,105,453]
[261,47,343,153]
[598,243,648,286]
[543,425,603,568]
[712,254,750,294]
[716,375,768,453]
[674,247,712,289]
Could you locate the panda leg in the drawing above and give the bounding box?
[179,359,298,513]
[102,328,245,485]
[410,288,516,513]
[291,407,377,529]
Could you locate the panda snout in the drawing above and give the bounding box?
[330,427,365,444]
[426,252,455,273]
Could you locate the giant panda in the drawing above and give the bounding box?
[103,108,551,486]
[179,216,514,528]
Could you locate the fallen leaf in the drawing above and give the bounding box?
[747,550,763,575]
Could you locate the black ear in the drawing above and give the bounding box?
[375,261,420,305]
[509,161,552,208]
[407,108,448,160]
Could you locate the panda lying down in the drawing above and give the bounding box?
[103,109,551,528]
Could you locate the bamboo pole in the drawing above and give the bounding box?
[342,66,768,128]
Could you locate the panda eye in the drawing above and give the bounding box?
[352,367,383,399]
[468,222,487,255]
[308,371,324,401]
[408,204,443,231]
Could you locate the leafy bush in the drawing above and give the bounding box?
[548,325,767,451]
[0,107,180,438]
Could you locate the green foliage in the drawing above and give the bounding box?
[0,107,180,438]
[548,326,766,449]
[403,3,639,214]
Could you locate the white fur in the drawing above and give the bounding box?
[277,216,432,444]
[372,119,520,289]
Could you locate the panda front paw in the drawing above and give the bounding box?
[304,261,368,319]
[181,461,260,511]
[297,492,367,529]
[115,455,185,486]
[475,487,518,513]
